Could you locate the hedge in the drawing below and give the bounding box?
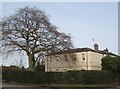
[2,69,116,84]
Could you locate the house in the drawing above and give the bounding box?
[45,44,117,72]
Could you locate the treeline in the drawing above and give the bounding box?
[2,69,116,84]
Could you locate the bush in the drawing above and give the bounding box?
[2,69,48,83]
[35,63,45,71]
[62,70,83,83]
[82,70,116,84]
[2,69,116,84]
[101,56,120,73]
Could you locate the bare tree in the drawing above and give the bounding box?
[1,7,73,71]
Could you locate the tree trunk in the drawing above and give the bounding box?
[28,53,35,71]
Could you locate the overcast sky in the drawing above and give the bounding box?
[1,2,118,67]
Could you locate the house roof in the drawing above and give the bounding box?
[48,47,118,56]
[98,50,118,56]
[55,48,96,54]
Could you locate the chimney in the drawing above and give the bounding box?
[104,48,108,53]
[94,43,99,52]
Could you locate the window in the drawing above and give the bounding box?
[82,53,85,60]
[73,57,76,61]
[56,57,59,62]
[49,69,52,72]
[49,56,52,62]
[71,54,76,61]
[50,59,52,62]
[56,69,59,72]
[83,58,85,60]
[64,55,68,62]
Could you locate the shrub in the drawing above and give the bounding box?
[2,69,116,84]
[82,70,116,84]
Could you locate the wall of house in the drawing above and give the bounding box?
[76,51,103,70]
[45,51,104,72]
[89,52,103,70]
[45,53,77,72]
[75,52,87,70]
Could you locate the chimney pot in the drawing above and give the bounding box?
[94,43,99,52]
[104,48,108,52]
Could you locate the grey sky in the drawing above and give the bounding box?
[1,2,118,66]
